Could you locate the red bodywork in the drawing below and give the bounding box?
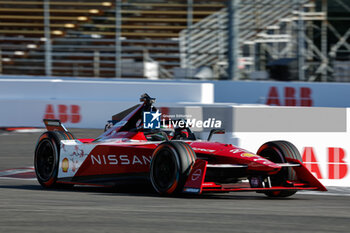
[46,101,326,194]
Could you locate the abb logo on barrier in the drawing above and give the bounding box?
[302,147,348,179]
[266,86,313,106]
[44,104,81,123]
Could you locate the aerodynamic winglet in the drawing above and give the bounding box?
[43,119,68,132]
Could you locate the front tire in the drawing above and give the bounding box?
[257,140,302,198]
[150,141,196,195]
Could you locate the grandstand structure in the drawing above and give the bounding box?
[0,0,349,81]
[180,0,350,81]
[0,0,225,78]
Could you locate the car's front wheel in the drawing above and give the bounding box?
[150,141,196,195]
[257,140,303,198]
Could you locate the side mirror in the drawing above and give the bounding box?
[207,129,225,141]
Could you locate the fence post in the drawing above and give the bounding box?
[44,0,52,76]
[298,0,306,81]
[227,0,240,80]
[115,0,122,78]
[186,0,193,79]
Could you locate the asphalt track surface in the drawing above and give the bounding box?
[1,129,350,233]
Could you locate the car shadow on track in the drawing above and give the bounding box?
[0,183,306,201]
[0,184,43,191]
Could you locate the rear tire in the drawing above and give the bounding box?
[150,141,196,195]
[34,131,74,188]
[257,140,302,198]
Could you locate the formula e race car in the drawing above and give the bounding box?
[34,94,326,197]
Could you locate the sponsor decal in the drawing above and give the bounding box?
[252,157,275,165]
[241,153,257,158]
[58,142,95,178]
[91,154,152,166]
[230,148,249,154]
[183,188,200,193]
[266,86,313,106]
[250,177,261,188]
[191,169,202,181]
[192,148,216,153]
[62,158,69,172]
[302,147,348,180]
[143,110,161,129]
[44,104,81,123]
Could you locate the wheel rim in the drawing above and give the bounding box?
[152,149,177,190]
[36,139,56,181]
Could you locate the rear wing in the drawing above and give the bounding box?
[43,119,69,132]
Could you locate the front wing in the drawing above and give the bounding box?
[182,159,327,194]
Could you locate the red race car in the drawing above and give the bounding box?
[34,94,326,197]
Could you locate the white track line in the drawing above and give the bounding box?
[0,177,37,181]
[0,167,35,180]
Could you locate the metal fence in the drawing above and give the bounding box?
[0,0,349,81]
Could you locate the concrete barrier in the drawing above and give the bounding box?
[0,77,213,128]
[213,80,350,107]
[0,78,213,103]
[3,75,350,107]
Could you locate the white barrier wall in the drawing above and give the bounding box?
[213,80,350,107]
[0,78,214,103]
[3,76,350,107]
[0,78,213,128]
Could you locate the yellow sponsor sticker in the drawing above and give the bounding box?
[62,158,69,172]
[241,153,257,158]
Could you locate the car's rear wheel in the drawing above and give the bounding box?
[257,140,302,198]
[34,131,73,188]
[150,141,196,195]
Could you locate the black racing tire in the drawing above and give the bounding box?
[150,141,196,195]
[34,131,74,188]
[257,140,303,198]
